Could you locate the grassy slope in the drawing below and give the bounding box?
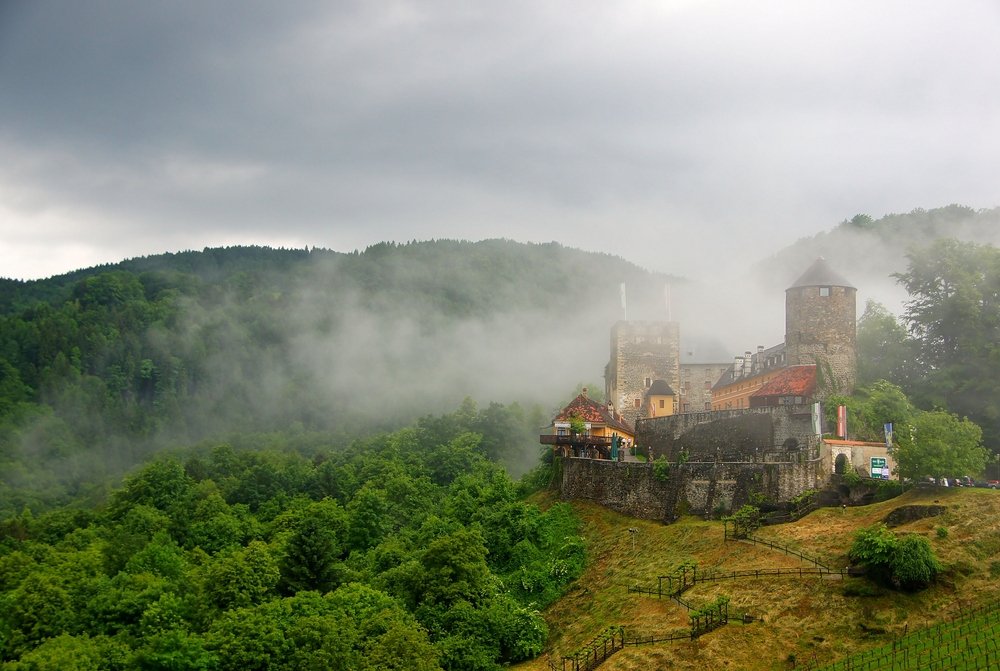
[520,487,1000,670]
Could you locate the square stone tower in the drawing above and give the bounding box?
[784,258,857,396]
[606,321,681,427]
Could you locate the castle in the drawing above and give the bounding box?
[551,258,888,524]
[605,257,857,425]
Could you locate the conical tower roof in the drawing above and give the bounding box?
[787,257,855,290]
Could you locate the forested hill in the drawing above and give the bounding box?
[0,239,679,514]
[750,204,1000,296]
[0,246,333,315]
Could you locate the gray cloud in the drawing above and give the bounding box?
[1,1,999,280]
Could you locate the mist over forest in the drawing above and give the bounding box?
[1,205,998,514]
[0,240,685,513]
[1,206,1000,670]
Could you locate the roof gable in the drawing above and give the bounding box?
[788,257,855,290]
[645,380,675,397]
[553,394,634,434]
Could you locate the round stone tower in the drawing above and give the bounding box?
[784,258,857,396]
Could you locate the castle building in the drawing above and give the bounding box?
[677,362,731,413]
[540,388,634,459]
[711,257,856,409]
[605,321,681,426]
[784,258,857,393]
[644,380,676,418]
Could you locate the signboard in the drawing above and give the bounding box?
[871,457,889,480]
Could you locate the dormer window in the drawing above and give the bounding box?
[819,287,831,297]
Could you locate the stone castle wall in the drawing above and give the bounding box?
[635,406,819,462]
[678,363,730,413]
[785,285,857,395]
[607,321,680,426]
[559,457,820,523]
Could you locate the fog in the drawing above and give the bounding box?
[10,206,1000,490]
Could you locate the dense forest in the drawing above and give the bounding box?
[0,240,677,515]
[853,238,1000,451]
[0,403,578,670]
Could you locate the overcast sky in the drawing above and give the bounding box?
[1,1,998,282]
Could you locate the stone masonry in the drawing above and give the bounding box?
[634,406,820,462]
[606,321,680,427]
[785,283,857,396]
[559,457,820,523]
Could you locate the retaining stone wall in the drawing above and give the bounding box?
[559,457,820,523]
[634,406,817,462]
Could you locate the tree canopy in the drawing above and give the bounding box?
[0,403,584,670]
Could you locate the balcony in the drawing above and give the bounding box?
[540,434,612,459]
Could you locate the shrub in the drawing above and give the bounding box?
[936,526,949,539]
[874,480,903,502]
[849,524,941,591]
[653,456,670,482]
[892,534,942,590]
[726,505,761,535]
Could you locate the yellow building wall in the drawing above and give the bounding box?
[647,394,675,417]
[711,371,781,410]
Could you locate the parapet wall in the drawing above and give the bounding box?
[635,406,818,462]
[559,456,820,523]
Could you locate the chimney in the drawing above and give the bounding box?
[734,356,744,378]
[582,387,588,398]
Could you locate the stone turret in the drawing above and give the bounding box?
[784,258,857,396]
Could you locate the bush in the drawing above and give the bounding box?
[849,524,941,591]
[936,526,949,539]
[892,534,942,590]
[874,480,903,503]
[653,456,670,482]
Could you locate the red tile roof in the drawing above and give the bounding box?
[554,394,634,434]
[750,365,816,398]
[823,440,887,447]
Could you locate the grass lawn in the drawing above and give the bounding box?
[517,487,1000,670]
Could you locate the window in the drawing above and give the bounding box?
[659,399,665,409]
[634,398,641,408]
[684,403,691,412]
[557,428,567,436]
[705,381,711,389]
[820,287,831,297]
[645,377,652,387]
[705,402,712,410]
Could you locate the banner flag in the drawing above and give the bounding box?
[837,405,848,438]
[620,282,627,320]
[811,402,822,435]
[884,423,893,450]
